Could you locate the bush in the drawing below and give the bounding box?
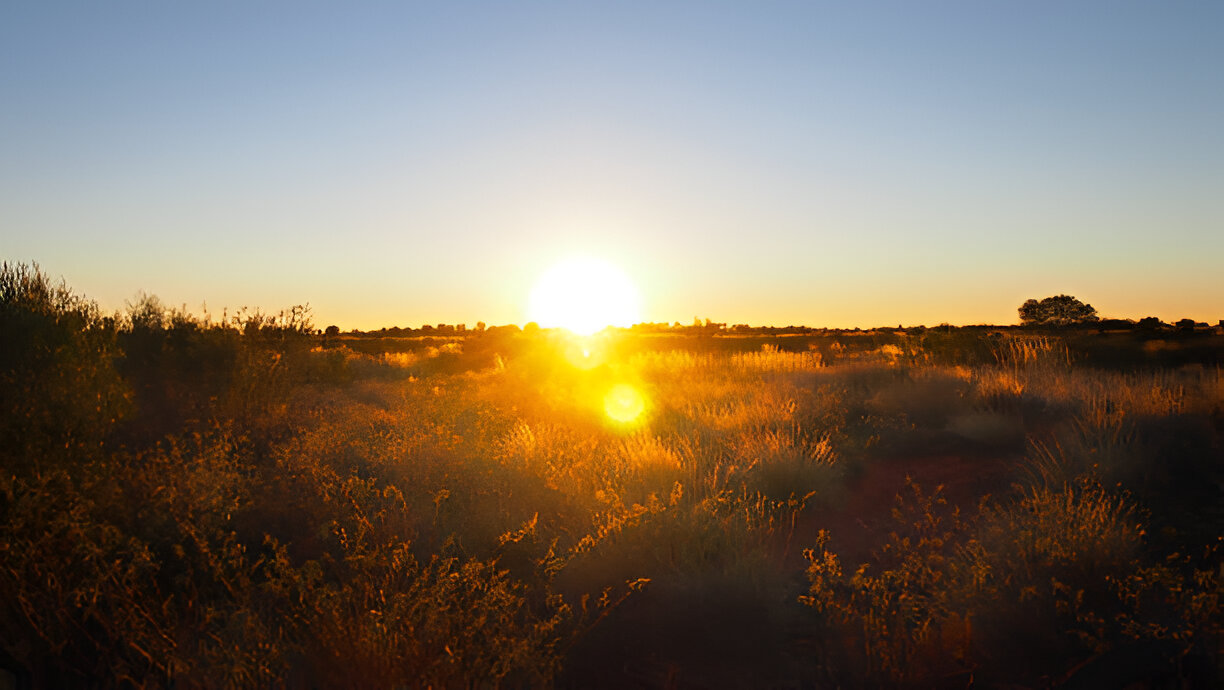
[0,262,129,476]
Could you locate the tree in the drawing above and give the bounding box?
[1136,316,1166,330]
[1018,295,1099,326]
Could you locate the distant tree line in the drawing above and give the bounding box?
[1018,294,1217,331]
[326,322,483,338]
[317,294,1220,340]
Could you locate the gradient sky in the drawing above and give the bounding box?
[3,1,1222,329]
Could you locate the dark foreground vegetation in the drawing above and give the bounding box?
[2,262,1221,689]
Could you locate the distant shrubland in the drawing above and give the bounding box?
[1,262,1220,688]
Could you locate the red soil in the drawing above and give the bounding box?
[793,452,1021,569]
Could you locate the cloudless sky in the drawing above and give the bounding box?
[2,1,1221,329]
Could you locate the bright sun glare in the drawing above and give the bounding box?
[527,257,641,335]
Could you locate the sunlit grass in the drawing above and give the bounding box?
[2,264,1220,688]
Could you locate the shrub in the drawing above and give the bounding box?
[0,262,128,475]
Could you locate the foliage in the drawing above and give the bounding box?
[1019,294,1100,325]
[1,263,1220,688]
[0,262,129,476]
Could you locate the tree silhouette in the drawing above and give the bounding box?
[1018,295,1099,325]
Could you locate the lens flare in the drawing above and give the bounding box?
[604,383,646,424]
[561,335,607,370]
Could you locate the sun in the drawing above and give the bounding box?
[527,257,641,335]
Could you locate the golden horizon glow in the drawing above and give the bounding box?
[527,257,641,336]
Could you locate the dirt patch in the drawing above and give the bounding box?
[797,453,1021,569]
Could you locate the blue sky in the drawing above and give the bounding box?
[2,1,1221,328]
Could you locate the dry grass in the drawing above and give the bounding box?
[2,266,1220,688]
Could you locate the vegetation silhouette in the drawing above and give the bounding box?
[1,262,1221,688]
[1018,294,1099,326]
